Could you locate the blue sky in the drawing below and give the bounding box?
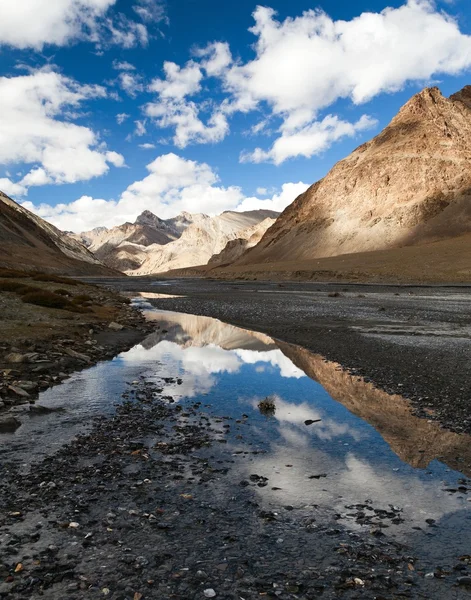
[1,0,471,231]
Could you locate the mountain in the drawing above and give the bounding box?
[208,217,277,266]
[237,86,471,267]
[70,210,200,273]
[0,192,115,275]
[131,210,279,275]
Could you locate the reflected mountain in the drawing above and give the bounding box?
[277,341,471,477]
[142,308,277,351]
[138,309,471,478]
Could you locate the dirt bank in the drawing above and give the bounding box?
[0,272,152,426]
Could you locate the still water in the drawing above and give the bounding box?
[1,303,470,564]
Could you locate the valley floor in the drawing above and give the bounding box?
[96,277,471,436]
[1,277,471,599]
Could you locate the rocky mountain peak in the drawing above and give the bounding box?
[237,83,471,267]
[135,210,164,228]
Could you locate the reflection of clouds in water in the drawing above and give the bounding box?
[236,442,466,536]
[246,394,364,443]
[120,341,307,399]
[235,349,305,379]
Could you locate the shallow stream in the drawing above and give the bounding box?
[1,300,470,569]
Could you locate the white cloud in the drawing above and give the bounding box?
[146,57,230,147]
[145,99,229,147]
[149,60,203,100]
[20,167,53,187]
[134,120,147,136]
[0,0,166,50]
[224,1,471,121]
[21,152,304,231]
[139,143,156,149]
[236,182,310,213]
[116,113,130,124]
[241,114,377,164]
[0,178,27,198]
[0,69,124,186]
[118,71,145,97]
[196,42,233,77]
[105,151,126,167]
[112,60,136,71]
[133,0,168,24]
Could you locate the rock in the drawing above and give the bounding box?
[5,353,26,364]
[64,348,92,362]
[204,590,216,598]
[0,416,21,433]
[458,576,471,587]
[8,385,30,398]
[109,322,125,331]
[16,381,38,393]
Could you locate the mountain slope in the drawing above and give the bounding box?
[208,217,277,266]
[70,210,200,272]
[132,210,279,275]
[0,192,116,275]
[238,85,471,266]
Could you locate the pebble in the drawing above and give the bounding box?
[204,589,216,598]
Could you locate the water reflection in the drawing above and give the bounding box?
[1,307,470,562]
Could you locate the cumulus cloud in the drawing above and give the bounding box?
[241,114,377,164]
[0,0,167,50]
[21,152,306,231]
[139,143,156,149]
[118,71,145,97]
[145,100,229,147]
[225,1,471,120]
[0,178,27,198]
[196,41,233,77]
[146,53,230,147]
[236,182,309,213]
[0,69,124,187]
[143,1,471,160]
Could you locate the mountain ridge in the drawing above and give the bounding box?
[0,192,116,275]
[236,85,471,267]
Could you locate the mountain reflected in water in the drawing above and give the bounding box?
[2,306,470,561]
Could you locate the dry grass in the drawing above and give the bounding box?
[32,273,80,286]
[22,291,70,309]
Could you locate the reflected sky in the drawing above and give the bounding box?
[1,306,470,564]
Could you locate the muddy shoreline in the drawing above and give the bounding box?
[86,278,471,436]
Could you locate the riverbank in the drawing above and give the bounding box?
[0,271,153,430]
[1,300,471,599]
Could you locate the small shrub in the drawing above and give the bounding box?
[54,288,71,296]
[328,292,343,298]
[0,280,30,293]
[32,273,79,286]
[22,291,69,309]
[67,305,92,314]
[16,285,41,296]
[258,396,276,417]
[72,294,93,303]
